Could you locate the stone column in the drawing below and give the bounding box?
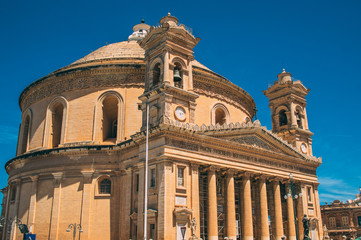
[314,184,323,240]
[259,177,270,240]
[208,167,218,240]
[80,171,93,240]
[163,50,170,84]
[242,173,253,240]
[28,176,39,233]
[49,172,63,240]
[273,179,284,240]
[286,183,297,240]
[191,164,200,238]
[226,170,237,240]
[290,102,297,127]
[187,56,193,91]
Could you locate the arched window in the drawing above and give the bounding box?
[51,103,64,148]
[21,115,31,154]
[279,110,287,126]
[215,108,226,125]
[152,63,161,87]
[102,95,119,141]
[211,104,229,125]
[99,178,111,194]
[173,62,183,88]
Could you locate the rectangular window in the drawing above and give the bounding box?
[10,185,16,202]
[150,224,155,240]
[135,174,139,193]
[329,217,336,228]
[150,168,156,188]
[342,216,349,226]
[177,167,184,186]
[307,187,312,202]
[358,216,361,226]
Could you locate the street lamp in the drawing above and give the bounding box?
[284,173,302,240]
[66,223,83,240]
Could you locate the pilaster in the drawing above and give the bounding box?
[49,172,63,240]
[80,171,93,240]
[191,163,200,238]
[28,176,39,234]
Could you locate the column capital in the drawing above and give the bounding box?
[12,178,21,185]
[225,169,237,177]
[240,172,253,180]
[206,165,220,173]
[29,175,39,182]
[52,172,63,187]
[81,171,94,183]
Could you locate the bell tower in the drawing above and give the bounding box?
[263,69,313,155]
[139,14,200,129]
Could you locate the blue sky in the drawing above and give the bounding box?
[1,0,360,206]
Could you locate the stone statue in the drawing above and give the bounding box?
[191,217,197,237]
[303,214,311,240]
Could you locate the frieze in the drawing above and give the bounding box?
[166,137,316,175]
[20,68,145,110]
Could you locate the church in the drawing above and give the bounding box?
[1,14,323,240]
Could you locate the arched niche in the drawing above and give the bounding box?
[43,96,68,148]
[148,58,163,90]
[93,91,124,144]
[17,108,33,155]
[211,103,230,125]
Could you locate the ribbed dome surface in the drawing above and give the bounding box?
[70,40,211,71]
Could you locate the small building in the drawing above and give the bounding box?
[321,189,361,240]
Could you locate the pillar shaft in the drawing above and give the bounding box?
[273,180,284,240]
[242,174,253,240]
[226,172,236,240]
[163,51,170,84]
[28,176,38,233]
[287,183,297,240]
[191,164,200,238]
[208,169,218,240]
[259,178,270,240]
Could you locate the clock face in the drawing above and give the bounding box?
[175,106,186,121]
[300,143,307,154]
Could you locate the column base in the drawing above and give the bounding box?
[243,236,254,240]
[227,236,237,240]
[261,236,270,240]
[208,236,218,240]
[289,236,297,240]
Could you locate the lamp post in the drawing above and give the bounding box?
[66,223,83,240]
[284,173,302,240]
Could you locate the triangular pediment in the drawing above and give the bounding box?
[203,127,306,159]
[228,134,281,153]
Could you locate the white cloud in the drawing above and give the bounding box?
[318,177,356,203]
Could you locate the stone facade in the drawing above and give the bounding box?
[321,190,361,240]
[1,14,323,240]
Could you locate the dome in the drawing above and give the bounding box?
[68,40,211,71]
